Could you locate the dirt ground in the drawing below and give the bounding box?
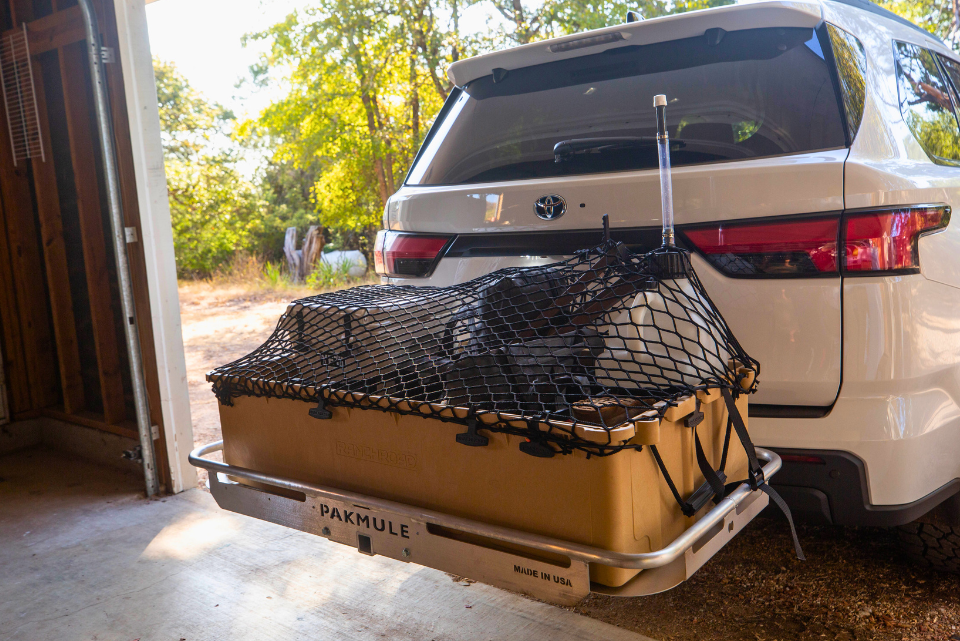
[179,283,960,641]
[178,282,314,489]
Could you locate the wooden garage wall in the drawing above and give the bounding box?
[0,0,172,489]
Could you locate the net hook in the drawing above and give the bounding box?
[455,413,489,447]
[518,417,556,458]
[308,392,332,420]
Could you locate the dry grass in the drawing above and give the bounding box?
[178,252,378,306]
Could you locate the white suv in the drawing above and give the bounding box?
[374,0,960,569]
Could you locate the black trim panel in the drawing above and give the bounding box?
[750,404,832,419]
[769,447,960,527]
[444,227,664,258]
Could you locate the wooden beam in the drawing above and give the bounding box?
[0,79,58,410]
[0,196,30,414]
[30,57,85,414]
[59,41,125,424]
[1,5,83,55]
[9,0,34,26]
[41,407,139,440]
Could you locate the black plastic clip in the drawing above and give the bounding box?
[456,417,489,447]
[308,395,332,420]
[519,439,556,458]
[683,398,704,428]
[519,418,556,458]
[685,470,728,513]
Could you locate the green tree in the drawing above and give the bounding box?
[879,0,960,47]
[244,0,792,254]
[155,58,264,277]
[244,0,447,250]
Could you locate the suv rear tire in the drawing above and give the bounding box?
[896,522,960,573]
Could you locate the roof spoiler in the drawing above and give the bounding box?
[447,0,823,86]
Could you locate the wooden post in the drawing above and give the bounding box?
[30,57,85,414]
[9,0,34,25]
[0,66,58,410]
[60,41,125,424]
[0,200,30,414]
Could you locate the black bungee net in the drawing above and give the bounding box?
[208,235,803,560]
[209,238,757,454]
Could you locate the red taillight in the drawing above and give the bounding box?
[374,230,451,277]
[843,206,950,273]
[682,217,839,276]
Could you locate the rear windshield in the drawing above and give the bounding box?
[407,27,848,186]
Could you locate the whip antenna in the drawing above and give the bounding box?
[654,94,674,247]
[649,94,689,278]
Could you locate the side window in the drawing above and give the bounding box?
[894,41,960,164]
[827,24,867,141]
[937,55,960,102]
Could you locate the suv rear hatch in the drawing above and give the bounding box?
[385,3,848,408]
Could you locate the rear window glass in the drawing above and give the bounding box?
[407,27,847,186]
[894,42,960,165]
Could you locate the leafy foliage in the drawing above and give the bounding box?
[242,0,448,250]
[157,59,323,276]
[156,59,267,276]
[879,0,959,47]
[241,0,745,250]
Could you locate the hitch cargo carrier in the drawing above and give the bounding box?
[191,376,778,603]
[191,362,780,604]
[190,230,796,602]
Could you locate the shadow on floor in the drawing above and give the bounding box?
[0,448,653,641]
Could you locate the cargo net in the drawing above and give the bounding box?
[209,241,758,456]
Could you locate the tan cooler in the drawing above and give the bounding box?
[214,380,750,588]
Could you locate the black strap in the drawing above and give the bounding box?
[720,414,732,470]
[720,388,763,489]
[720,387,804,560]
[649,388,805,561]
[650,444,696,517]
[760,483,806,561]
[694,426,728,502]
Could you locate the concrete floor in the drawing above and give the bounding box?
[0,448,654,641]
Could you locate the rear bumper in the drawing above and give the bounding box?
[769,448,960,527]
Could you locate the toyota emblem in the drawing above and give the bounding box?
[534,194,566,220]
